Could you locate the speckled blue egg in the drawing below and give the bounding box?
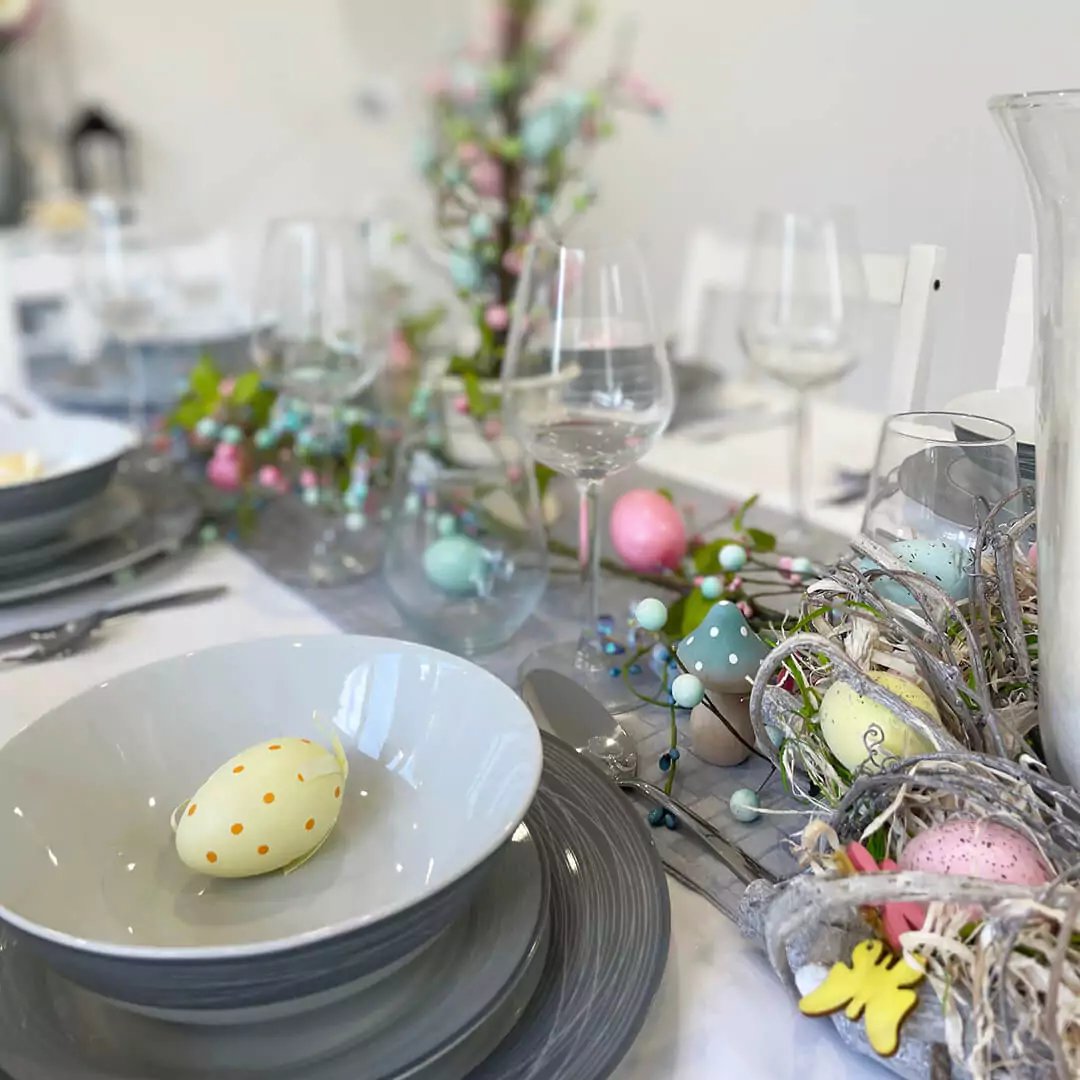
[423,535,485,595]
[860,538,969,606]
[730,788,761,823]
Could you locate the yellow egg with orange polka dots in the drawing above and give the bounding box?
[173,736,348,878]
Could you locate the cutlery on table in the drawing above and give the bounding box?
[0,585,229,664]
[520,668,776,888]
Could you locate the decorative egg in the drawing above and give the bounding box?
[860,538,969,606]
[609,490,687,573]
[898,819,1051,886]
[423,534,486,595]
[730,788,761,823]
[174,737,348,878]
[819,671,938,773]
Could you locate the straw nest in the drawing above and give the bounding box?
[740,504,1080,1078]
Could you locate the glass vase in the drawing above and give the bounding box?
[992,90,1080,785]
[384,439,549,655]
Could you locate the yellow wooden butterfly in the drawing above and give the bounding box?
[799,939,924,1057]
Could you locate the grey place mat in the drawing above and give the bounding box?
[243,467,848,922]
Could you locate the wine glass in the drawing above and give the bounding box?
[76,199,174,464]
[738,210,869,535]
[862,411,1021,551]
[503,238,675,712]
[251,217,387,585]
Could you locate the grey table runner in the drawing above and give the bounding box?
[245,467,849,920]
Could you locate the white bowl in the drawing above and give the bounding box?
[0,413,138,550]
[0,635,542,1012]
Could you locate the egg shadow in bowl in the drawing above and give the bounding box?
[0,636,543,1019]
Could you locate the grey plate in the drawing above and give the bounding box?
[470,733,671,1080]
[0,827,549,1080]
[0,476,201,606]
[0,483,142,578]
[0,735,669,1080]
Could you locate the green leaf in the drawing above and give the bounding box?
[732,494,758,532]
[692,539,723,575]
[230,370,262,405]
[189,354,222,403]
[656,487,674,503]
[170,398,207,430]
[661,597,686,637]
[462,371,490,418]
[746,527,776,553]
[535,463,556,498]
[678,591,715,637]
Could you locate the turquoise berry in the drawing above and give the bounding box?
[253,427,276,450]
[198,523,219,544]
[663,811,679,830]
[791,556,814,578]
[442,162,464,186]
[669,747,680,761]
[302,487,321,507]
[634,597,668,632]
[469,212,494,240]
[449,250,482,292]
[536,192,553,215]
[671,673,705,709]
[344,511,366,532]
[220,424,243,445]
[608,666,621,678]
[343,487,365,510]
[719,543,747,572]
[436,513,457,537]
[730,788,761,823]
[194,417,219,439]
[658,753,671,772]
[700,575,722,599]
[647,806,665,827]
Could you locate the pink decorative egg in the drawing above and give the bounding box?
[898,819,1051,886]
[609,489,687,573]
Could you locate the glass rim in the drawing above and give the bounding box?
[882,410,1016,446]
[988,88,1080,111]
[522,234,645,258]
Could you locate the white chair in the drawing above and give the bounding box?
[675,228,947,414]
[997,253,1034,389]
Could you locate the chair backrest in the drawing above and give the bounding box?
[997,253,1034,389]
[675,227,946,413]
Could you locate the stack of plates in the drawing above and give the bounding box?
[0,636,670,1079]
[0,414,200,605]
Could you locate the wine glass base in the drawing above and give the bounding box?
[517,639,660,716]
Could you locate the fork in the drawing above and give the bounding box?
[0,585,228,664]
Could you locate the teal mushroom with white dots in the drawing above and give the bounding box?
[676,600,769,694]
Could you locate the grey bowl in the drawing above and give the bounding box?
[0,636,542,1016]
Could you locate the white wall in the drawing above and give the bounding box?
[20,0,1080,408]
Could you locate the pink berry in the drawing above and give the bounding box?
[482,418,503,440]
[299,468,319,489]
[484,304,510,331]
[506,464,524,483]
[453,394,470,415]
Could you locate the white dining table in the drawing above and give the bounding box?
[0,366,890,1076]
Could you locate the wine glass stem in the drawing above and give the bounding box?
[577,480,602,633]
[791,390,810,527]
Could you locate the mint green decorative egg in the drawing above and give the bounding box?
[423,535,485,595]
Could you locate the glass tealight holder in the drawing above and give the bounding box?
[384,440,549,655]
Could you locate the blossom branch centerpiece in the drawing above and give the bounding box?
[413,0,663,461]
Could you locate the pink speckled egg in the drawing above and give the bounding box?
[609,489,687,573]
[898,819,1051,886]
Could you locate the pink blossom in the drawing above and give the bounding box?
[458,141,483,165]
[389,329,415,370]
[423,69,450,97]
[727,575,743,592]
[218,377,236,398]
[468,157,503,198]
[452,394,470,415]
[258,465,287,492]
[299,468,320,489]
[484,304,510,331]
[737,600,754,618]
[206,444,243,492]
[482,418,503,440]
[501,248,523,276]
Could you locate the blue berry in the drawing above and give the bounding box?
[603,640,625,656]
[608,666,622,678]
[669,747,681,761]
[659,753,671,772]
[597,614,615,635]
[663,811,679,830]
[628,663,643,676]
[647,806,665,827]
